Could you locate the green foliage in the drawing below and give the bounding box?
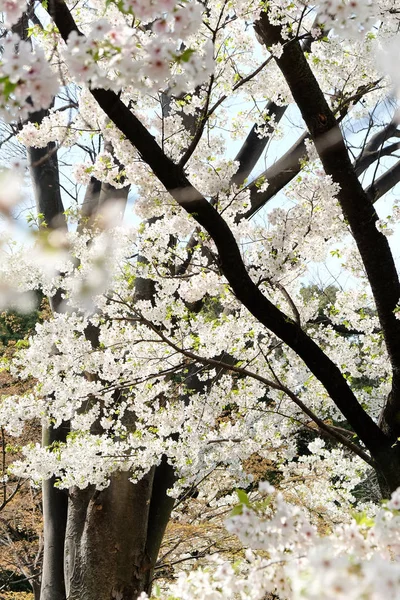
[0,76,18,101]
[177,48,196,63]
[299,283,338,315]
[0,296,48,348]
[230,489,250,515]
[352,510,374,528]
[106,0,134,15]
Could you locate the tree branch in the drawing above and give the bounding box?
[232,25,320,189]
[48,0,392,470]
[254,12,400,414]
[354,118,399,175]
[232,101,287,187]
[132,312,374,467]
[178,74,214,168]
[366,160,400,203]
[355,139,400,176]
[240,131,308,220]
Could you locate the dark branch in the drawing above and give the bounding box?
[232,102,287,188]
[355,139,400,176]
[254,13,400,406]
[366,160,400,203]
[354,118,399,175]
[232,26,320,190]
[49,0,393,471]
[240,131,308,220]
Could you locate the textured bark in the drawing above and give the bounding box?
[40,424,69,600]
[24,99,68,600]
[65,471,155,600]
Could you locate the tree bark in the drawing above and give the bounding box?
[40,423,69,600]
[25,103,68,600]
[64,471,155,600]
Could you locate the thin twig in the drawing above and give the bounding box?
[123,311,373,467]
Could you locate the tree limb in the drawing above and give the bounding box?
[254,12,400,419]
[366,160,400,203]
[132,312,374,467]
[48,0,393,474]
[354,118,399,175]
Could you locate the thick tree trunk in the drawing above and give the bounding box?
[62,208,172,600]
[64,471,155,600]
[144,457,176,593]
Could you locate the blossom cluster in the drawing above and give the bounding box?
[136,481,400,599]
[0,205,376,495]
[64,8,214,94]
[0,2,399,596]
[0,33,59,123]
[0,0,27,27]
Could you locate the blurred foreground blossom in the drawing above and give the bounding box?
[377,35,400,101]
[0,0,27,27]
[0,168,23,218]
[317,0,376,37]
[0,278,36,313]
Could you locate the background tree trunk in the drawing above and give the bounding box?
[40,424,69,600]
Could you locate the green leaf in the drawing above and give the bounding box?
[236,488,250,506]
[230,503,243,516]
[352,510,374,528]
[178,48,195,63]
[0,76,18,101]
[106,0,134,15]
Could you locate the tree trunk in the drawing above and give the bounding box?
[373,446,400,498]
[62,217,173,600]
[65,471,155,600]
[40,424,69,600]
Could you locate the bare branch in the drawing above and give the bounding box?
[366,160,400,203]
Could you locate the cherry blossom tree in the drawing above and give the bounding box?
[1,0,400,599]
